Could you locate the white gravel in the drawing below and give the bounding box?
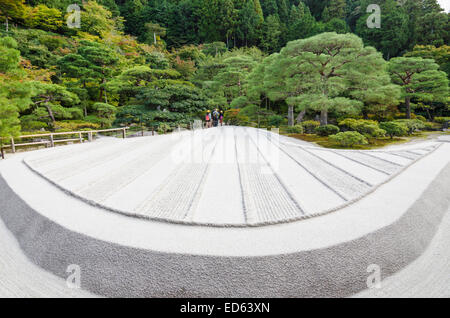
[22,126,440,226]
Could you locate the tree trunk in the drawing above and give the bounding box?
[405,96,411,119]
[320,110,328,125]
[288,105,294,126]
[426,108,432,121]
[45,103,56,123]
[296,110,306,124]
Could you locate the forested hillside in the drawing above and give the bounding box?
[0,0,448,147]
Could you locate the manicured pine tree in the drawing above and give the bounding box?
[261,33,395,126]
[388,57,449,119]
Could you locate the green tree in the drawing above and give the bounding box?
[90,102,116,128]
[26,4,62,31]
[415,10,448,47]
[0,36,31,139]
[0,0,26,31]
[107,66,182,103]
[356,0,409,59]
[388,57,449,119]
[260,32,394,125]
[143,22,166,47]
[80,0,122,37]
[404,45,450,78]
[210,54,259,103]
[59,40,119,104]
[137,84,208,114]
[253,0,264,23]
[0,36,20,73]
[261,14,281,53]
[287,2,317,41]
[29,82,81,127]
[328,0,347,19]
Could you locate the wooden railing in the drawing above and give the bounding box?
[1,127,129,159]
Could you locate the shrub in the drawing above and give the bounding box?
[268,115,284,127]
[338,118,383,137]
[315,124,339,136]
[423,122,436,131]
[394,119,426,135]
[224,109,240,125]
[329,131,368,147]
[415,115,427,122]
[434,117,450,124]
[20,120,47,131]
[239,105,259,121]
[285,125,304,134]
[54,120,100,131]
[157,123,172,134]
[301,120,320,133]
[236,114,250,126]
[379,121,408,138]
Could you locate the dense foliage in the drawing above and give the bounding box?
[0,0,448,141]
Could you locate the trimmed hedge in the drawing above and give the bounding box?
[285,125,304,134]
[434,117,450,124]
[394,119,426,135]
[329,131,368,147]
[301,120,320,133]
[315,124,339,136]
[379,122,408,138]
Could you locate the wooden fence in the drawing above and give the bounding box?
[1,127,129,159]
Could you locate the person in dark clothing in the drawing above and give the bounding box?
[212,109,220,127]
[219,111,224,126]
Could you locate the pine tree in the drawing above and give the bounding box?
[326,0,346,20]
[253,0,264,23]
[388,57,449,119]
[356,0,409,59]
[259,33,396,125]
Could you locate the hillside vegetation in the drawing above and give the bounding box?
[0,0,448,148]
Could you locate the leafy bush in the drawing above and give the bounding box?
[285,125,304,134]
[224,109,240,125]
[157,123,172,134]
[20,119,47,131]
[315,124,339,136]
[338,118,385,137]
[394,119,426,135]
[434,117,450,124]
[237,114,250,126]
[239,105,259,121]
[54,120,100,131]
[423,122,436,131]
[301,120,320,133]
[329,131,368,147]
[268,115,283,127]
[379,122,408,138]
[91,102,116,128]
[415,115,427,122]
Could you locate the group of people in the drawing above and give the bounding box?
[205,109,224,128]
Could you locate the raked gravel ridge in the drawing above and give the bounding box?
[22,126,440,226]
[0,126,449,297]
